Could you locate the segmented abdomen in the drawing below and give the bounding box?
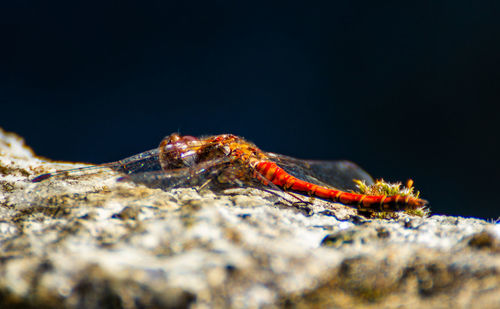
[254,161,426,211]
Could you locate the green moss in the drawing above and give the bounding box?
[353,179,429,218]
[353,179,420,198]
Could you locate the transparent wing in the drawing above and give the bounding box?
[32,148,162,182]
[266,152,374,192]
[117,156,234,189]
[32,140,202,182]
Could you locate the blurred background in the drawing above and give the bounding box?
[1,1,498,218]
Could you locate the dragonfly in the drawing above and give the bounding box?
[32,133,427,212]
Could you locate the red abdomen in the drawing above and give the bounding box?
[254,161,426,211]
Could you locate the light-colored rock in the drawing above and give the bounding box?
[0,127,499,308]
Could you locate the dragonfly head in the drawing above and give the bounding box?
[159,133,200,170]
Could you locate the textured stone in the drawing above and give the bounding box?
[0,128,499,308]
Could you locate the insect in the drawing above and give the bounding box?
[32,133,427,212]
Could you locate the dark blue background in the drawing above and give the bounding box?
[1,1,499,219]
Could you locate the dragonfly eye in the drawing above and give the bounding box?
[181,135,198,143]
[159,134,200,170]
[163,133,199,145]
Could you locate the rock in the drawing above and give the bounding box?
[0,127,499,308]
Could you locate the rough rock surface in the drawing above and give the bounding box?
[0,127,499,308]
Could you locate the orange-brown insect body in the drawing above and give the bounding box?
[179,134,427,211]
